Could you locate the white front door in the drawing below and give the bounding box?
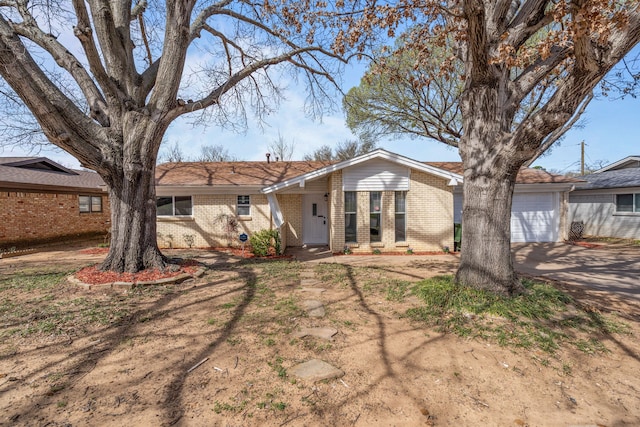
[303,194,328,245]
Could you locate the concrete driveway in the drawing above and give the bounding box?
[513,243,640,300]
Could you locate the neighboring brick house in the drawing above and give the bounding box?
[0,157,109,248]
[156,149,580,253]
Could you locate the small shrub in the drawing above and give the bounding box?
[183,234,195,248]
[250,229,281,256]
[343,246,352,255]
[372,248,382,255]
[406,247,414,255]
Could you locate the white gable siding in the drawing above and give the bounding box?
[343,159,410,191]
[281,177,328,194]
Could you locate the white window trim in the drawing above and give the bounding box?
[395,191,407,242]
[615,193,640,213]
[237,195,251,217]
[344,191,357,243]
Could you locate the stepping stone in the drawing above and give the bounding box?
[301,278,322,287]
[297,287,326,297]
[294,327,338,341]
[288,359,344,382]
[303,300,325,317]
[300,271,315,278]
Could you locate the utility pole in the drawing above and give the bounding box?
[580,141,585,176]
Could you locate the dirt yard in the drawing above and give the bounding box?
[0,245,639,426]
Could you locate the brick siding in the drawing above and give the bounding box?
[156,194,277,249]
[329,170,453,253]
[157,169,453,253]
[0,190,110,247]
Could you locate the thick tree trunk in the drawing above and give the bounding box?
[100,161,166,273]
[455,171,523,295]
[456,84,524,295]
[99,114,168,273]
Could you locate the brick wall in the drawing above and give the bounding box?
[329,171,344,252]
[329,170,454,253]
[0,190,110,247]
[279,194,303,247]
[156,194,276,248]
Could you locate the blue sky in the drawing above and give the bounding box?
[2,61,638,173]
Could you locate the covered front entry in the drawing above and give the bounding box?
[303,194,328,245]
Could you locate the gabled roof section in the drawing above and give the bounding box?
[0,157,77,174]
[595,156,640,173]
[575,168,640,190]
[426,162,585,185]
[156,160,333,188]
[0,157,105,192]
[261,149,464,194]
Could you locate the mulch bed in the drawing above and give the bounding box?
[75,259,200,285]
[571,241,603,249]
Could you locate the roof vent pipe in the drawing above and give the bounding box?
[266,153,271,163]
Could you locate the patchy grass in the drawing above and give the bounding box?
[0,269,165,339]
[406,276,628,354]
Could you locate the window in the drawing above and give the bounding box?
[79,195,102,213]
[370,191,381,242]
[156,196,192,216]
[237,195,251,216]
[616,193,640,213]
[345,191,357,242]
[395,191,406,242]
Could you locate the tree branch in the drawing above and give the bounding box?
[523,92,593,166]
[10,5,111,127]
[167,46,338,121]
[0,15,106,168]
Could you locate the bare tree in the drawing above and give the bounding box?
[303,139,377,161]
[157,141,187,163]
[0,0,343,272]
[338,0,640,294]
[268,132,295,161]
[197,144,237,162]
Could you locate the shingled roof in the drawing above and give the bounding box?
[156,156,581,188]
[425,162,584,185]
[155,160,333,187]
[575,168,640,190]
[0,157,105,192]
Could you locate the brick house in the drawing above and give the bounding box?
[0,157,109,248]
[156,149,581,252]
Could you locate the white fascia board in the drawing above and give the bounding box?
[451,183,580,194]
[261,148,463,194]
[595,156,640,173]
[156,185,263,196]
[571,186,640,195]
[513,183,579,193]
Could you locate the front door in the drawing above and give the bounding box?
[303,194,328,245]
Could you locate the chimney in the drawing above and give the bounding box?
[266,153,271,163]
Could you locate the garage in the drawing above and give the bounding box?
[454,191,561,243]
[510,192,559,242]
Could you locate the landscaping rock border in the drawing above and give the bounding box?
[68,267,206,291]
[0,248,38,259]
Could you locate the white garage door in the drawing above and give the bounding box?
[511,192,559,242]
[454,192,559,243]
